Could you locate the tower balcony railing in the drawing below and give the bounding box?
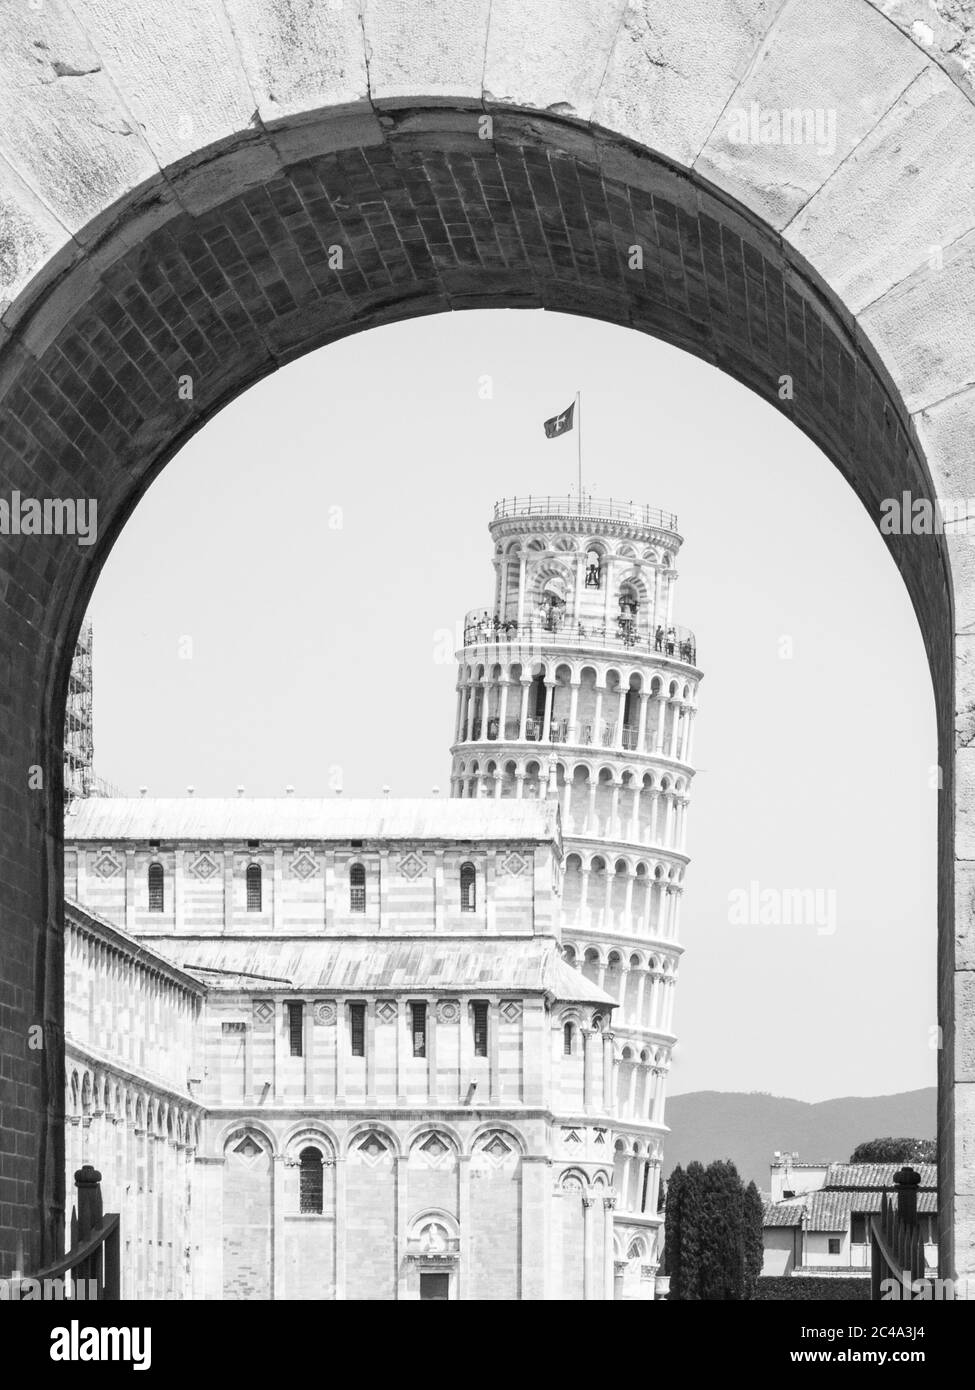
[463,609,697,665]
[493,494,679,532]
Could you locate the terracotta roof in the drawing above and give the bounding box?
[807,1190,936,1232]
[64,797,561,844]
[763,1200,805,1228]
[153,935,616,1004]
[765,1189,937,1232]
[823,1163,936,1190]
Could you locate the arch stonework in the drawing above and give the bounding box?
[0,1,970,1286]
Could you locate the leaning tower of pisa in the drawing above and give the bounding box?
[451,493,701,1281]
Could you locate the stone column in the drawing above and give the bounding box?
[669,702,681,759]
[609,783,623,834]
[636,968,648,1028]
[649,791,660,845]
[602,1030,615,1110]
[616,688,627,748]
[497,679,510,740]
[628,785,641,842]
[465,680,477,741]
[334,1156,347,1300]
[541,679,556,742]
[583,1196,596,1300]
[637,690,650,752]
[603,1196,617,1300]
[518,679,531,740]
[654,694,666,754]
[593,685,604,743]
[568,681,580,742]
[272,1154,286,1298]
[516,553,527,627]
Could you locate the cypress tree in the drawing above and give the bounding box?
[742,1180,765,1299]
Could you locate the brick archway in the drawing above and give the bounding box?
[0,2,972,1290]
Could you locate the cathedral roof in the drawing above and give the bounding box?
[152,935,615,1005]
[65,797,561,845]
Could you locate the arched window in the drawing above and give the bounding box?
[148,862,164,912]
[460,862,476,912]
[585,548,601,589]
[246,863,262,912]
[350,862,366,912]
[299,1147,324,1214]
[563,1021,574,1055]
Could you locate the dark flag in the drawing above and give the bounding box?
[543,401,575,438]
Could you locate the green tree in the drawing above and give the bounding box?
[742,1180,765,1299]
[849,1138,936,1164]
[666,1160,763,1300]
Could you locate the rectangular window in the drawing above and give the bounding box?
[287,1002,304,1057]
[850,1213,868,1244]
[827,1237,841,1256]
[472,1001,489,1058]
[411,1002,427,1058]
[350,1003,366,1057]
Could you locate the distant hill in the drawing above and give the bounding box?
[664,1088,936,1190]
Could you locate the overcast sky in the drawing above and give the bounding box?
[86,308,937,1105]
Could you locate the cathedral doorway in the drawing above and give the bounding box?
[419,1272,450,1301]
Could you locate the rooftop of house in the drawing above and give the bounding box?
[763,1162,938,1232]
[64,797,562,845]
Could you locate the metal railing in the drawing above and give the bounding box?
[870,1167,929,1300]
[32,1164,121,1300]
[463,609,697,665]
[493,495,679,532]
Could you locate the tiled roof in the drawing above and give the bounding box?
[763,1200,805,1228]
[807,1189,936,1231]
[764,1187,938,1232]
[823,1163,936,1191]
[155,935,616,1003]
[64,797,561,844]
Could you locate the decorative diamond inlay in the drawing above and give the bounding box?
[422,1134,449,1158]
[290,848,318,880]
[563,1127,582,1146]
[189,851,220,881]
[500,850,528,877]
[252,1000,274,1027]
[398,851,427,881]
[234,1136,261,1159]
[499,1000,522,1022]
[93,849,121,879]
[376,1000,398,1024]
[359,1134,388,1163]
[484,1135,510,1160]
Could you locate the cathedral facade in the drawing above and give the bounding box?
[62,495,700,1300]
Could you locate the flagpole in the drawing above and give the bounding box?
[576,389,582,513]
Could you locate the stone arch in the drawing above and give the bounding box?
[0,5,963,1282]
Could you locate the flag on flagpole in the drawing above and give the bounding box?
[543,401,575,438]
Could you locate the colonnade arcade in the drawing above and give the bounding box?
[454,660,698,763]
